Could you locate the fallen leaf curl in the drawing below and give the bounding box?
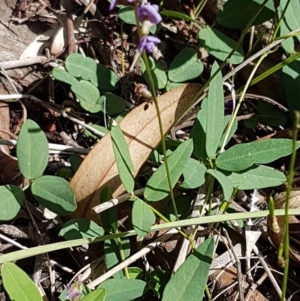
[69,84,200,221]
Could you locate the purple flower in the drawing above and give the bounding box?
[109,0,135,11]
[137,3,162,24]
[138,35,161,53]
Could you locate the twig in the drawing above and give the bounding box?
[0,56,49,70]
[92,188,144,214]
[87,229,178,289]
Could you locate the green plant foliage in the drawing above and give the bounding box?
[119,7,136,24]
[216,139,300,172]
[0,185,24,221]
[206,62,224,157]
[206,169,233,200]
[160,10,198,23]
[198,28,244,64]
[70,154,83,173]
[225,165,287,189]
[256,102,286,127]
[162,237,214,301]
[104,238,130,279]
[148,270,169,299]
[16,119,49,180]
[118,7,156,33]
[217,0,275,29]
[165,82,183,91]
[96,64,119,91]
[111,124,135,193]
[168,48,203,82]
[100,186,118,233]
[144,139,193,201]
[52,68,79,86]
[98,279,146,301]
[2,262,43,301]
[181,159,206,189]
[132,198,156,237]
[100,187,118,233]
[85,124,109,139]
[190,97,207,161]
[104,93,126,115]
[167,195,193,221]
[59,218,104,239]
[71,80,103,113]
[142,57,167,89]
[31,176,77,215]
[127,267,144,279]
[279,0,300,43]
[279,19,294,54]
[66,53,98,86]
[282,58,300,118]
[81,288,106,301]
[219,116,238,149]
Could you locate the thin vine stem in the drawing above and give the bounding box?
[133,5,179,220]
[281,111,300,301]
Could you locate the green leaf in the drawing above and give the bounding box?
[81,288,106,301]
[144,139,193,201]
[70,154,83,173]
[2,262,43,301]
[119,7,136,24]
[162,237,214,301]
[167,195,193,222]
[104,238,130,279]
[181,159,206,189]
[168,48,203,82]
[216,139,299,172]
[279,19,294,54]
[16,119,49,180]
[66,53,98,86]
[218,116,238,149]
[98,279,146,301]
[206,169,233,201]
[160,10,197,23]
[96,64,119,91]
[132,198,156,237]
[148,270,169,299]
[165,82,184,91]
[256,102,286,127]
[111,125,135,193]
[127,267,144,279]
[190,97,207,161]
[0,185,24,221]
[85,124,109,139]
[206,62,224,157]
[71,80,102,113]
[59,218,104,240]
[52,68,79,86]
[283,58,300,120]
[142,57,167,89]
[225,165,286,189]
[31,175,77,215]
[217,0,275,29]
[198,28,244,64]
[100,187,118,233]
[104,93,126,115]
[279,0,300,43]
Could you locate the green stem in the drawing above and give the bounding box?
[115,231,129,279]
[220,52,267,152]
[273,0,291,39]
[281,111,300,301]
[148,204,191,241]
[134,4,179,220]
[1,209,300,264]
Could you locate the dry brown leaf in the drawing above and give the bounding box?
[69,84,200,221]
[269,189,300,264]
